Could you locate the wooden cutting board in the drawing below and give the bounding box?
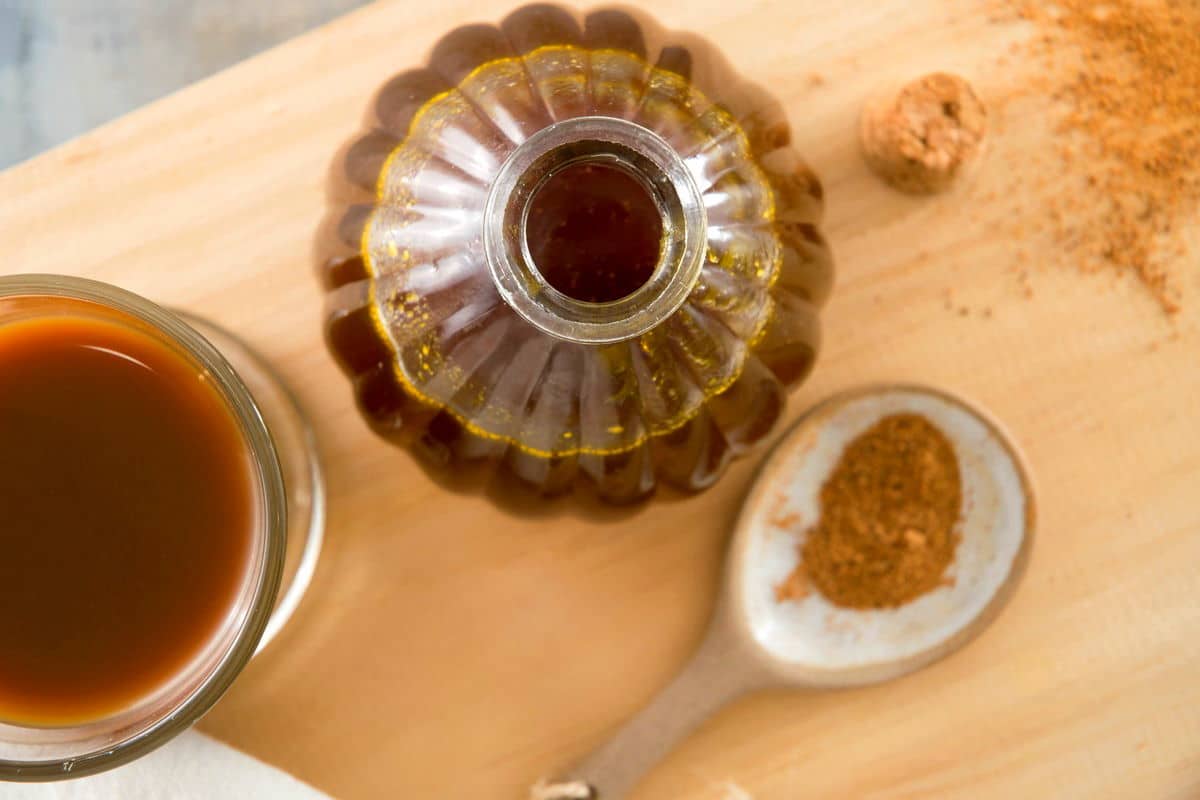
[2,1,1198,797]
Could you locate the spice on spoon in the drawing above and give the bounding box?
[776,413,962,609]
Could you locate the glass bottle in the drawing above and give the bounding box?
[321,5,833,504]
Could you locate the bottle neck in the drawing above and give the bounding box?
[484,116,707,345]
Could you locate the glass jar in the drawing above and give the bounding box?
[0,275,286,781]
[322,5,833,503]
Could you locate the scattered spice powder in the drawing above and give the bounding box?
[776,414,962,609]
[994,0,1200,314]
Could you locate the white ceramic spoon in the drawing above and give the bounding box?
[543,384,1035,800]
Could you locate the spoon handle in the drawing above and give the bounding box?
[559,614,767,799]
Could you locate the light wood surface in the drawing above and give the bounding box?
[2,1,1198,798]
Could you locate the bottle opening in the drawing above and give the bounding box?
[485,116,706,345]
[524,160,664,304]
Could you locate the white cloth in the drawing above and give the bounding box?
[4,732,330,799]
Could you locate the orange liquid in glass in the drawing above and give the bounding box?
[0,312,255,725]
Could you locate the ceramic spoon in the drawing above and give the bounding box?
[543,384,1035,800]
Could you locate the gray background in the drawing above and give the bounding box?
[0,0,369,169]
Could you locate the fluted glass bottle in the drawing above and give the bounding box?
[321,5,833,503]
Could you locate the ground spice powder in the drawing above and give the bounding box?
[996,0,1200,315]
[778,414,962,609]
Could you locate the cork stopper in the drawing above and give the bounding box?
[860,72,987,194]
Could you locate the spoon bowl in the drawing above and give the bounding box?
[731,383,1035,688]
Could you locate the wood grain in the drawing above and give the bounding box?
[1,1,1198,798]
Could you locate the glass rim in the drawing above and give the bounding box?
[483,116,708,345]
[0,274,287,781]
